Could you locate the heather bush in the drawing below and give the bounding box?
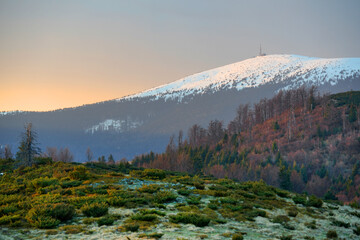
[170,212,211,227]
[97,215,115,226]
[81,202,108,217]
[154,190,177,203]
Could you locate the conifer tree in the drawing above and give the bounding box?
[16,123,41,166]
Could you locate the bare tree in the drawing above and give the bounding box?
[177,130,183,148]
[86,147,93,162]
[4,145,13,159]
[58,147,74,162]
[46,147,58,162]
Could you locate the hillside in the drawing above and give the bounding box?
[133,88,360,204]
[1,55,359,160]
[0,161,360,239]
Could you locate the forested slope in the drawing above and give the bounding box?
[133,88,360,203]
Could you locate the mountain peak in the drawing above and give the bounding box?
[118,54,360,102]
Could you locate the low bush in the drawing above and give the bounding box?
[131,213,158,222]
[353,225,360,235]
[107,196,126,207]
[331,218,350,228]
[292,195,307,205]
[232,233,244,240]
[31,177,59,189]
[0,214,22,226]
[326,230,338,239]
[146,233,164,239]
[177,188,192,196]
[123,223,140,232]
[154,190,177,203]
[304,220,317,229]
[306,195,323,208]
[187,196,201,205]
[272,215,290,224]
[60,180,82,188]
[170,212,211,227]
[69,166,88,180]
[50,203,75,221]
[26,208,60,229]
[97,216,115,226]
[137,184,161,193]
[280,235,293,240]
[81,202,108,217]
[287,208,298,217]
[130,169,166,180]
[139,209,166,216]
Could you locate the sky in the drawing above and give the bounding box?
[1,0,360,112]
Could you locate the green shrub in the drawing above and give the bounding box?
[131,213,158,222]
[292,195,307,205]
[287,209,298,217]
[124,223,139,232]
[50,203,75,221]
[27,207,60,228]
[170,212,211,227]
[187,196,201,205]
[26,203,75,228]
[147,233,164,239]
[97,216,115,226]
[194,182,205,190]
[0,214,21,225]
[220,197,238,205]
[60,180,82,188]
[137,184,161,193]
[69,166,88,180]
[232,233,243,240]
[107,197,126,207]
[0,204,18,216]
[331,218,350,228]
[81,202,108,217]
[154,190,177,203]
[326,230,338,239]
[139,209,166,216]
[177,188,192,196]
[207,203,218,210]
[304,220,317,229]
[31,177,59,189]
[244,209,267,220]
[353,225,360,236]
[273,215,290,224]
[130,169,166,180]
[306,195,323,208]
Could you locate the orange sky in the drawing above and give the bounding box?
[1,1,359,112]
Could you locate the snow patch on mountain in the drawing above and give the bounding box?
[118,54,360,102]
[0,111,24,116]
[85,118,143,134]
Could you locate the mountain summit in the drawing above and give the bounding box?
[1,54,359,159]
[120,54,360,102]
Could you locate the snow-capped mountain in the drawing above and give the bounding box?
[1,54,359,160]
[121,54,360,102]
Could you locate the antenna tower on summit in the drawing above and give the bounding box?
[259,44,266,56]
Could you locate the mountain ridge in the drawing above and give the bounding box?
[118,54,360,102]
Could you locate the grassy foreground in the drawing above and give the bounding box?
[0,160,360,239]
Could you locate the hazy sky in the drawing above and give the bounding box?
[1,0,360,111]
